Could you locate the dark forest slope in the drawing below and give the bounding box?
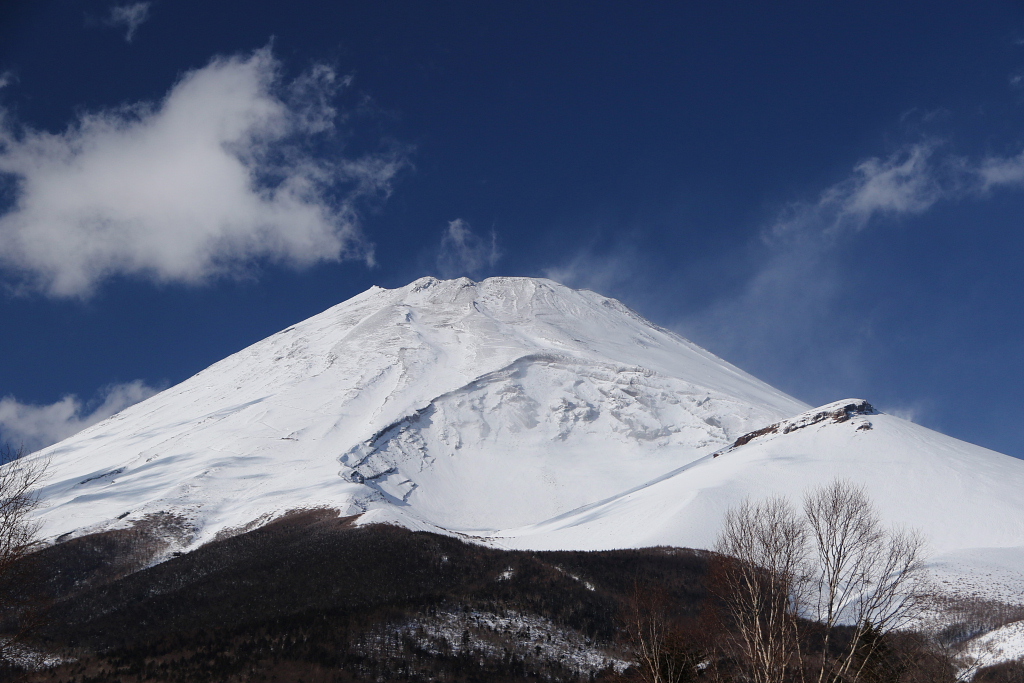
[11,511,708,682]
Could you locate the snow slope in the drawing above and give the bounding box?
[485,399,1024,556]
[18,276,1024,618]
[961,620,1024,679]
[476,397,1024,640]
[23,276,806,547]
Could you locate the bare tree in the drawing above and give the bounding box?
[712,496,809,683]
[803,480,927,683]
[0,445,48,666]
[622,582,704,683]
[712,481,928,683]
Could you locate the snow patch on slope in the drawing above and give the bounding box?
[960,621,1024,680]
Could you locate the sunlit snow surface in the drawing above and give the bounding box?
[20,277,1024,635]
[24,277,805,547]
[960,620,1024,679]
[487,405,1024,559]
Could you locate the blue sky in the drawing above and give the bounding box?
[1,1,1023,457]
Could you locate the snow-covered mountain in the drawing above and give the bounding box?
[25,276,805,547]
[19,276,1024,605]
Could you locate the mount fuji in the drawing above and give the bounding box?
[19,276,1024,601]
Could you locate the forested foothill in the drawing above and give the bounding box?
[0,507,1020,683]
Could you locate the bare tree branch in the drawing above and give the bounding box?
[0,444,48,666]
[803,480,927,683]
[712,481,929,683]
[712,496,808,683]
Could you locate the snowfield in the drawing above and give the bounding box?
[959,620,1024,680]
[485,398,1024,560]
[17,276,1024,665]
[24,276,805,548]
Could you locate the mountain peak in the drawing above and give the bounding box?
[25,276,805,550]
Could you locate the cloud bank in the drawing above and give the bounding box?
[436,219,499,277]
[0,380,159,453]
[0,47,404,297]
[107,2,152,43]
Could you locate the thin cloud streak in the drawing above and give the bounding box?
[107,2,153,43]
[541,248,638,296]
[681,138,1024,408]
[977,150,1024,190]
[680,145,957,403]
[769,143,949,241]
[769,139,1024,244]
[0,380,159,453]
[0,47,405,297]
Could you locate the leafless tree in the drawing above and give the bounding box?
[622,582,704,683]
[712,496,809,683]
[803,480,927,683]
[0,444,48,665]
[712,482,928,683]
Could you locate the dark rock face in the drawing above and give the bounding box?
[718,399,876,455]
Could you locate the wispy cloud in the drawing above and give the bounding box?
[541,247,638,295]
[0,47,406,297]
[769,138,1024,244]
[770,143,951,240]
[107,2,152,43]
[0,380,159,453]
[436,219,499,277]
[977,149,1024,190]
[678,138,1024,405]
[679,237,856,399]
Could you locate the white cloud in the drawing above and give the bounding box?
[672,144,961,406]
[660,132,1024,416]
[0,380,159,453]
[107,2,152,43]
[771,143,946,240]
[436,219,499,277]
[769,138,1024,243]
[677,138,1024,403]
[977,150,1024,190]
[0,47,404,297]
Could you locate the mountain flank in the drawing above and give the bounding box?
[6,276,1024,678]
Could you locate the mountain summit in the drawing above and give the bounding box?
[21,276,1024,599]
[29,277,804,547]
